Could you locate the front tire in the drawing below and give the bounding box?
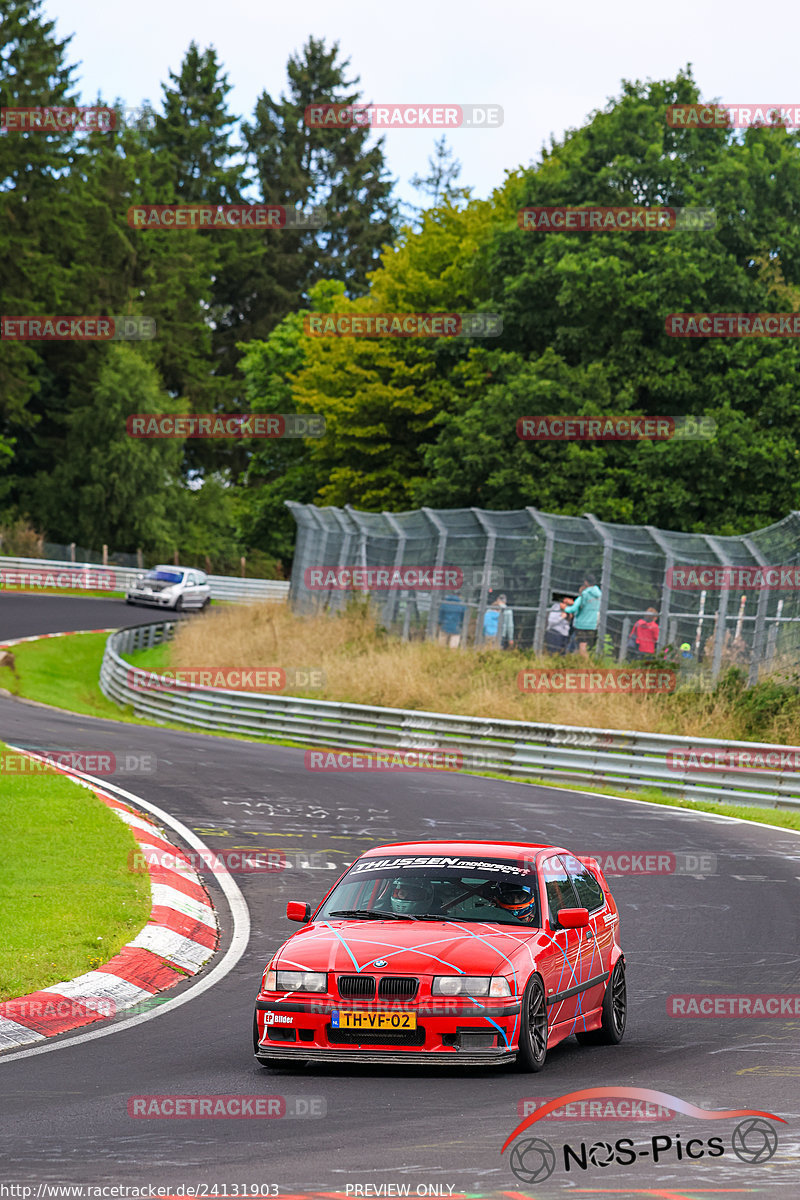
[174,595,184,612]
[576,959,626,1045]
[516,975,548,1071]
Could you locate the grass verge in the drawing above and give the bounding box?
[0,742,152,999]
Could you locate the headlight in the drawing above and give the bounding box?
[271,970,327,993]
[432,976,511,997]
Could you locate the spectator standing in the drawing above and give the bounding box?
[628,607,660,659]
[545,596,572,656]
[564,575,602,657]
[438,590,466,649]
[483,593,514,649]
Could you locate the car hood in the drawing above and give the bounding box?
[277,919,540,976]
[135,580,176,592]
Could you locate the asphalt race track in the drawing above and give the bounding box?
[1,596,798,1196]
[0,594,171,640]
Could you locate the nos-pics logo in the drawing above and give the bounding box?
[502,1087,782,1183]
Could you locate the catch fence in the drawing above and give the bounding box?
[286,503,800,685]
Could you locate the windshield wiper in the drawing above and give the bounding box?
[326,909,408,921]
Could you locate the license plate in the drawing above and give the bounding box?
[331,1010,417,1030]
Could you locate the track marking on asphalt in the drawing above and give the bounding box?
[531,782,800,839]
[0,763,251,1065]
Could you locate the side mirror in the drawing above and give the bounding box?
[286,901,312,923]
[557,907,590,929]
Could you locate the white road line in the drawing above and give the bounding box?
[0,766,251,1065]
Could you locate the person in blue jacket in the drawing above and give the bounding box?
[438,590,466,648]
[564,575,602,657]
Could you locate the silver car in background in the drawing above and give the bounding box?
[125,565,211,611]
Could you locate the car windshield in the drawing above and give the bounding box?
[146,570,183,584]
[316,854,540,927]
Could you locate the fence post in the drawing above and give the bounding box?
[69,543,76,564]
[645,525,673,650]
[137,548,143,570]
[381,511,407,630]
[421,508,448,641]
[240,556,246,578]
[618,617,631,661]
[528,509,553,654]
[585,514,612,650]
[102,544,108,567]
[472,510,496,647]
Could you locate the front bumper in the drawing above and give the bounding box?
[254,998,521,1066]
[126,591,176,606]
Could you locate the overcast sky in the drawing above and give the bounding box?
[50,0,800,208]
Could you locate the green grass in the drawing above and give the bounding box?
[119,643,171,673]
[0,742,152,999]
[4,633,800,839]
[0,632,149,722]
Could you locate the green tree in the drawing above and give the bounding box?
[27,344,184,549]
[241,36,398,317]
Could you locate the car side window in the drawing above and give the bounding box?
[541,855,579,926]
[186,574,196,585]
[563,854,605,912]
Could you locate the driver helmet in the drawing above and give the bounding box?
[494,880,538,921]
[390,877,434,915]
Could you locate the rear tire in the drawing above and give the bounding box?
[576,959,626,1045]
[515,975,548,1071]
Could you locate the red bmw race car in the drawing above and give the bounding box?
[253,840,626,1070]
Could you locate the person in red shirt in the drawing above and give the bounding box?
[628,607,660,658]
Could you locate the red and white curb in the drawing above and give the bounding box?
[0,753,219,1052]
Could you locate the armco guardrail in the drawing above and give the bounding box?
[100,621,800,810]
[0,554,289,604]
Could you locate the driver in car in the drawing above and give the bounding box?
[491,880,539,924]
[387,877,435,916]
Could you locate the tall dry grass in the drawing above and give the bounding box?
[169,602,799,743]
